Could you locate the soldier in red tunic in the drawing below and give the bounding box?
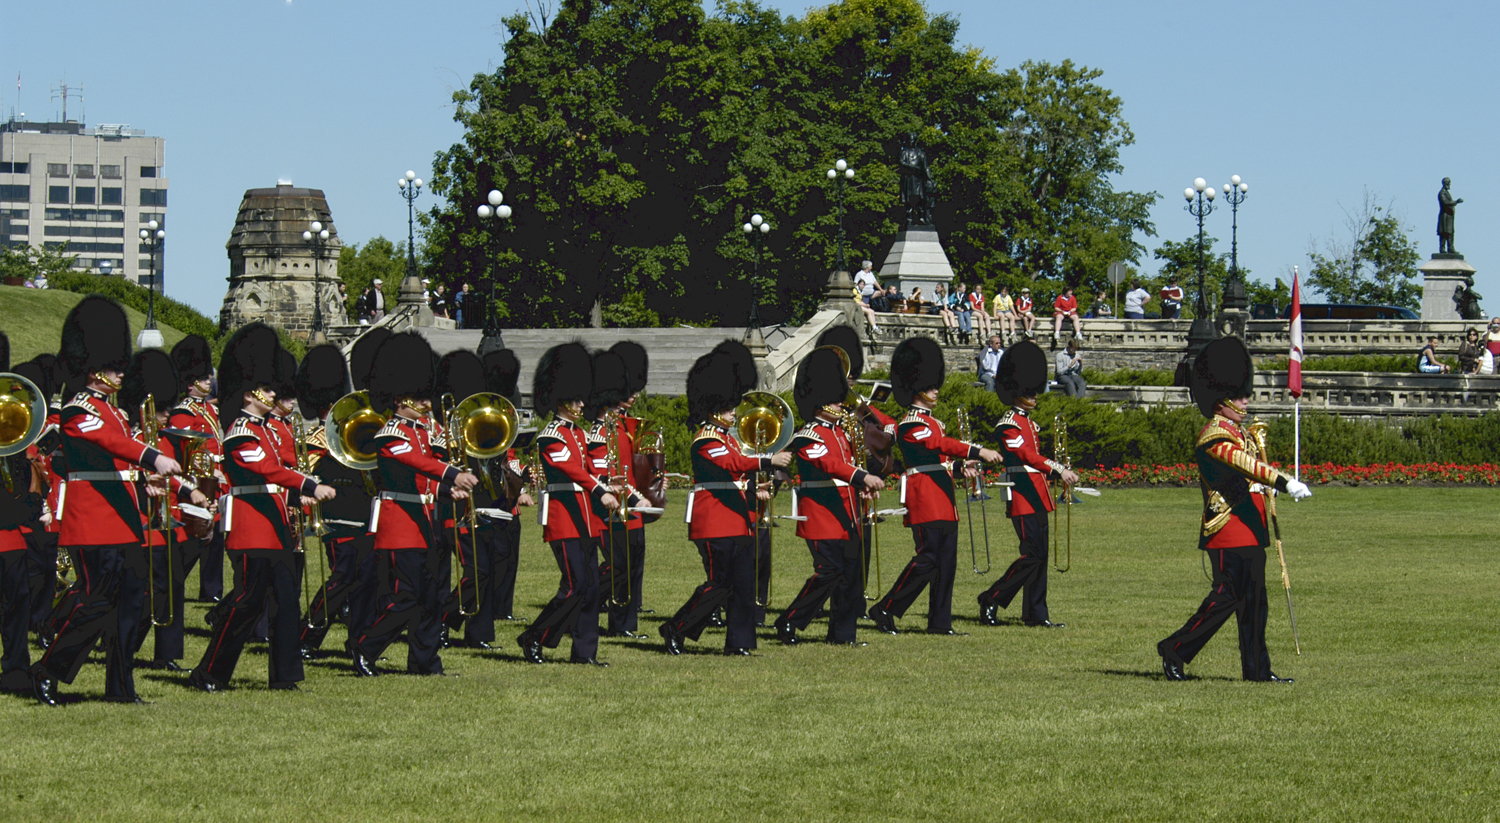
[869,338,1001,635]
[31,297,183,705]
[168,334,225,604]
[583,350,645,643]
[432,349,494,647]
[516,343,619,666]
[476,349,532,626]
[660,346,790,656]
[776,347,886,646]
[185,324,333,692]
[600,340,656,638]
[351,333,477,677]
[1159,336,1311,682]
[978,341,1077,629]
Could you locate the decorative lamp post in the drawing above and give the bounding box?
[395,170,426,312]
[475,188,514,355]
[741,213,772,358]
[1182,177,1218,361]
[136,219,165,348]
[302,220,332,344]
[1219,175,1250,312]
[825,159,856,274]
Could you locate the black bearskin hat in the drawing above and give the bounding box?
[993,340,1048,406]
[610,341,649,396]
[170,334,213,384]
[532,342,591,415]
[435,350,485,407]
[119,349,179,428]
[11,360,49,406]
[273,348,298,399]
[584,350,629,420]
[1191,336,1254,418]
[816,325,864,378]
[793,346,850,423]
[216,322,282,429]
[349,327,392,391]
[296,344,350,419]
[686,348,740,427]
[0,330,8,372]
[59,295,132,379]
[483,349,521,401]
[368,332,435,414]
[890,337,945,407]
[29,354,59,402]
[711,339,757,397]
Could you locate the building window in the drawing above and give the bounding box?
[0,185,28,201]
[0,162,29,174]
[101,187,122,205]
[49,186,69,204]
[139,166,157,178]
[48,163,69,178]
[74,164,94,179]
[139,188,167,207]
[100,165,121,179]
[74,187,96,205]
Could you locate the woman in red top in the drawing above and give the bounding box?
[1052,286,1083,342]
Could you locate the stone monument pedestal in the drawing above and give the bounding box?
[1419,253,1477,320]
[879,227,955,299]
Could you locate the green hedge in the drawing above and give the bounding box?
[49,272,220,342]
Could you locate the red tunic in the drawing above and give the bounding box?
[687,423,771,540]
[1197,417,1290,550]
[370,415,460,550]
[168,396,224,526]
[895,408,981,526]
[57,391,162,546]
[997,409,1058,518]
[221,412,318,551]
[617,416,645,532]
[537,418,609,543]
[791,418,867,541]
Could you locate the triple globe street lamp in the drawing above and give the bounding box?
[302,220,331,344]
[396,169,424,309]
[742,213,771,331]
[475,189,513,353]
[1180,175,1250,362]
[826,159,855,274]
[137,219,165,348]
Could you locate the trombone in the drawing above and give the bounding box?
[136,393,177,628]
[955,407,992,575]
[293,414,331,627]
[603,408,631,610]
[323,391,388,471]
[446,390,520,617]
[731,391,794,608]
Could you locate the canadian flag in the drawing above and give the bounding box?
[1288,268,1304,399]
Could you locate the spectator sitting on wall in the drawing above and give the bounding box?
[1123,280,1149,319]
[854,260,878,304]
[1090,297,1113,319]
[1418,337,1451,374]
[1160,278,1184,319]
[968,285,992,338]
[934,283,957,342]
[1055,338,1086,397]
[953,282,973,344]
[1484,318,1500,375]
[1458,327,1483,374]
[993,285,1016,343]
[977,334,1004,393]
[1015,287,1036,338]
[1052,286,1084,341]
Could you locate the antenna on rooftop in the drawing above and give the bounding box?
[50,79,84,123]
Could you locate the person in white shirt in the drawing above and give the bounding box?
[977,334,1004,393]
[854,261,879,303]
[1123,280,1150,319]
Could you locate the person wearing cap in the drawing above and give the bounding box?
[349,333,477,677]
[1015,287,1036,337]
[775,347,886,646]
[185,324,334,693]
[168,334,226,604]
[516,343,620,666]
[30,297,184,706]
[1158,336,1312,683]
[599,341,658,638]
[869,338,1001,635]
[977,340,1077,630]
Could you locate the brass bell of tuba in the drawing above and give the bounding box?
[0,372,48,493]
[323,391,388,471]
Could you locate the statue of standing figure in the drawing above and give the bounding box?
[1437,177,1463,254]
[899,135,935,227]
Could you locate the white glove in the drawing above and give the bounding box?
[1285,479,1312,501]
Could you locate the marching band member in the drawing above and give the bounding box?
[339,327,392,648]
[710,340,779,625]
[0,334,39,692]
[978,341,1077,629]
[296,344,369,658]
[31,297,182,705]
[869,338,1001,635]
[601,340,655,638]
[661,346,790,656]
[583,350,640,642]
[351,333,476,677]
[775,347,885,646]
[516,343,618,666]
[167,335,225,604]
[480,349,530,624]
[1158,336,1311,683]
[432,350,494,648]
[187,324,333,692]
[14,355,61,646]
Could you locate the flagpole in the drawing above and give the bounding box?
[1288,265,1304,481]
[1294,400,1300,482]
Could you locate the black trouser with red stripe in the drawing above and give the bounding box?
[192,550,303,687]
[521,538,599,660]
[187,531,225,601]
[780,538,862,643]
[24,529,58,629]
[601,524,646,634]
[0,548,31,691]
[876,521,958,632]
[492,519,521,620]
[33,543,146,700]
[443,521,514,643]
[125,531,184,663]
[301,533,371,651]
[355,547,445,674]
[980,513,1050,624]
[666,536,755,650]
[342,541,381,653]
[1158,545,1272,681]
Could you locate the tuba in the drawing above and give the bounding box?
[731,391,794,608]
[0,371,47,494]
[447,391,521,617]
[162,426,214,539]
[324,391,388,471]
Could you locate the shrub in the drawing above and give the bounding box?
[49,272,220,342]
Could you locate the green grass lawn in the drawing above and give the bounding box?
[2,487,1497,822]
[0,285,187,363]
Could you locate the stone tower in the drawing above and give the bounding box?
[219,182,347,337]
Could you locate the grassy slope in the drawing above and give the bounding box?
[1,487,1496,822]
[0,285,187,363]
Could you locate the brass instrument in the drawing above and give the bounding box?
[731,391,794,608]
[323,391,388,471]
[1249,418,1302,654]
[163,426,216,540]
[956,407,991,575]
[838,403,881,599]
[447,391,520,617]
[602,409,632,610]
[293,414,331,627]
[0,371,47,494]
[1051,414,1072,573]
[138,393,175,628]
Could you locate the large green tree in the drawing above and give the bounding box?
[337,237,409,317]
[425,0,1157,328]
[1306,193,1422,308]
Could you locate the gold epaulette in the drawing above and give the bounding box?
[305,425,329,451]
[791,423,824,444]
[997,409,1022,428]
[1196,417,1243,449]
[224,417,256,444]
[693,426,726,445]
[902,408,927,424]
[586,422,607,444]
[63,391,95,413]
[537,419,566,442]
[375,417,409,442]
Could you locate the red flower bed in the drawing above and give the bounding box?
[1063,462,1500,487]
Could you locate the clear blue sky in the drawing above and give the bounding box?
[5,0,1496,317]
